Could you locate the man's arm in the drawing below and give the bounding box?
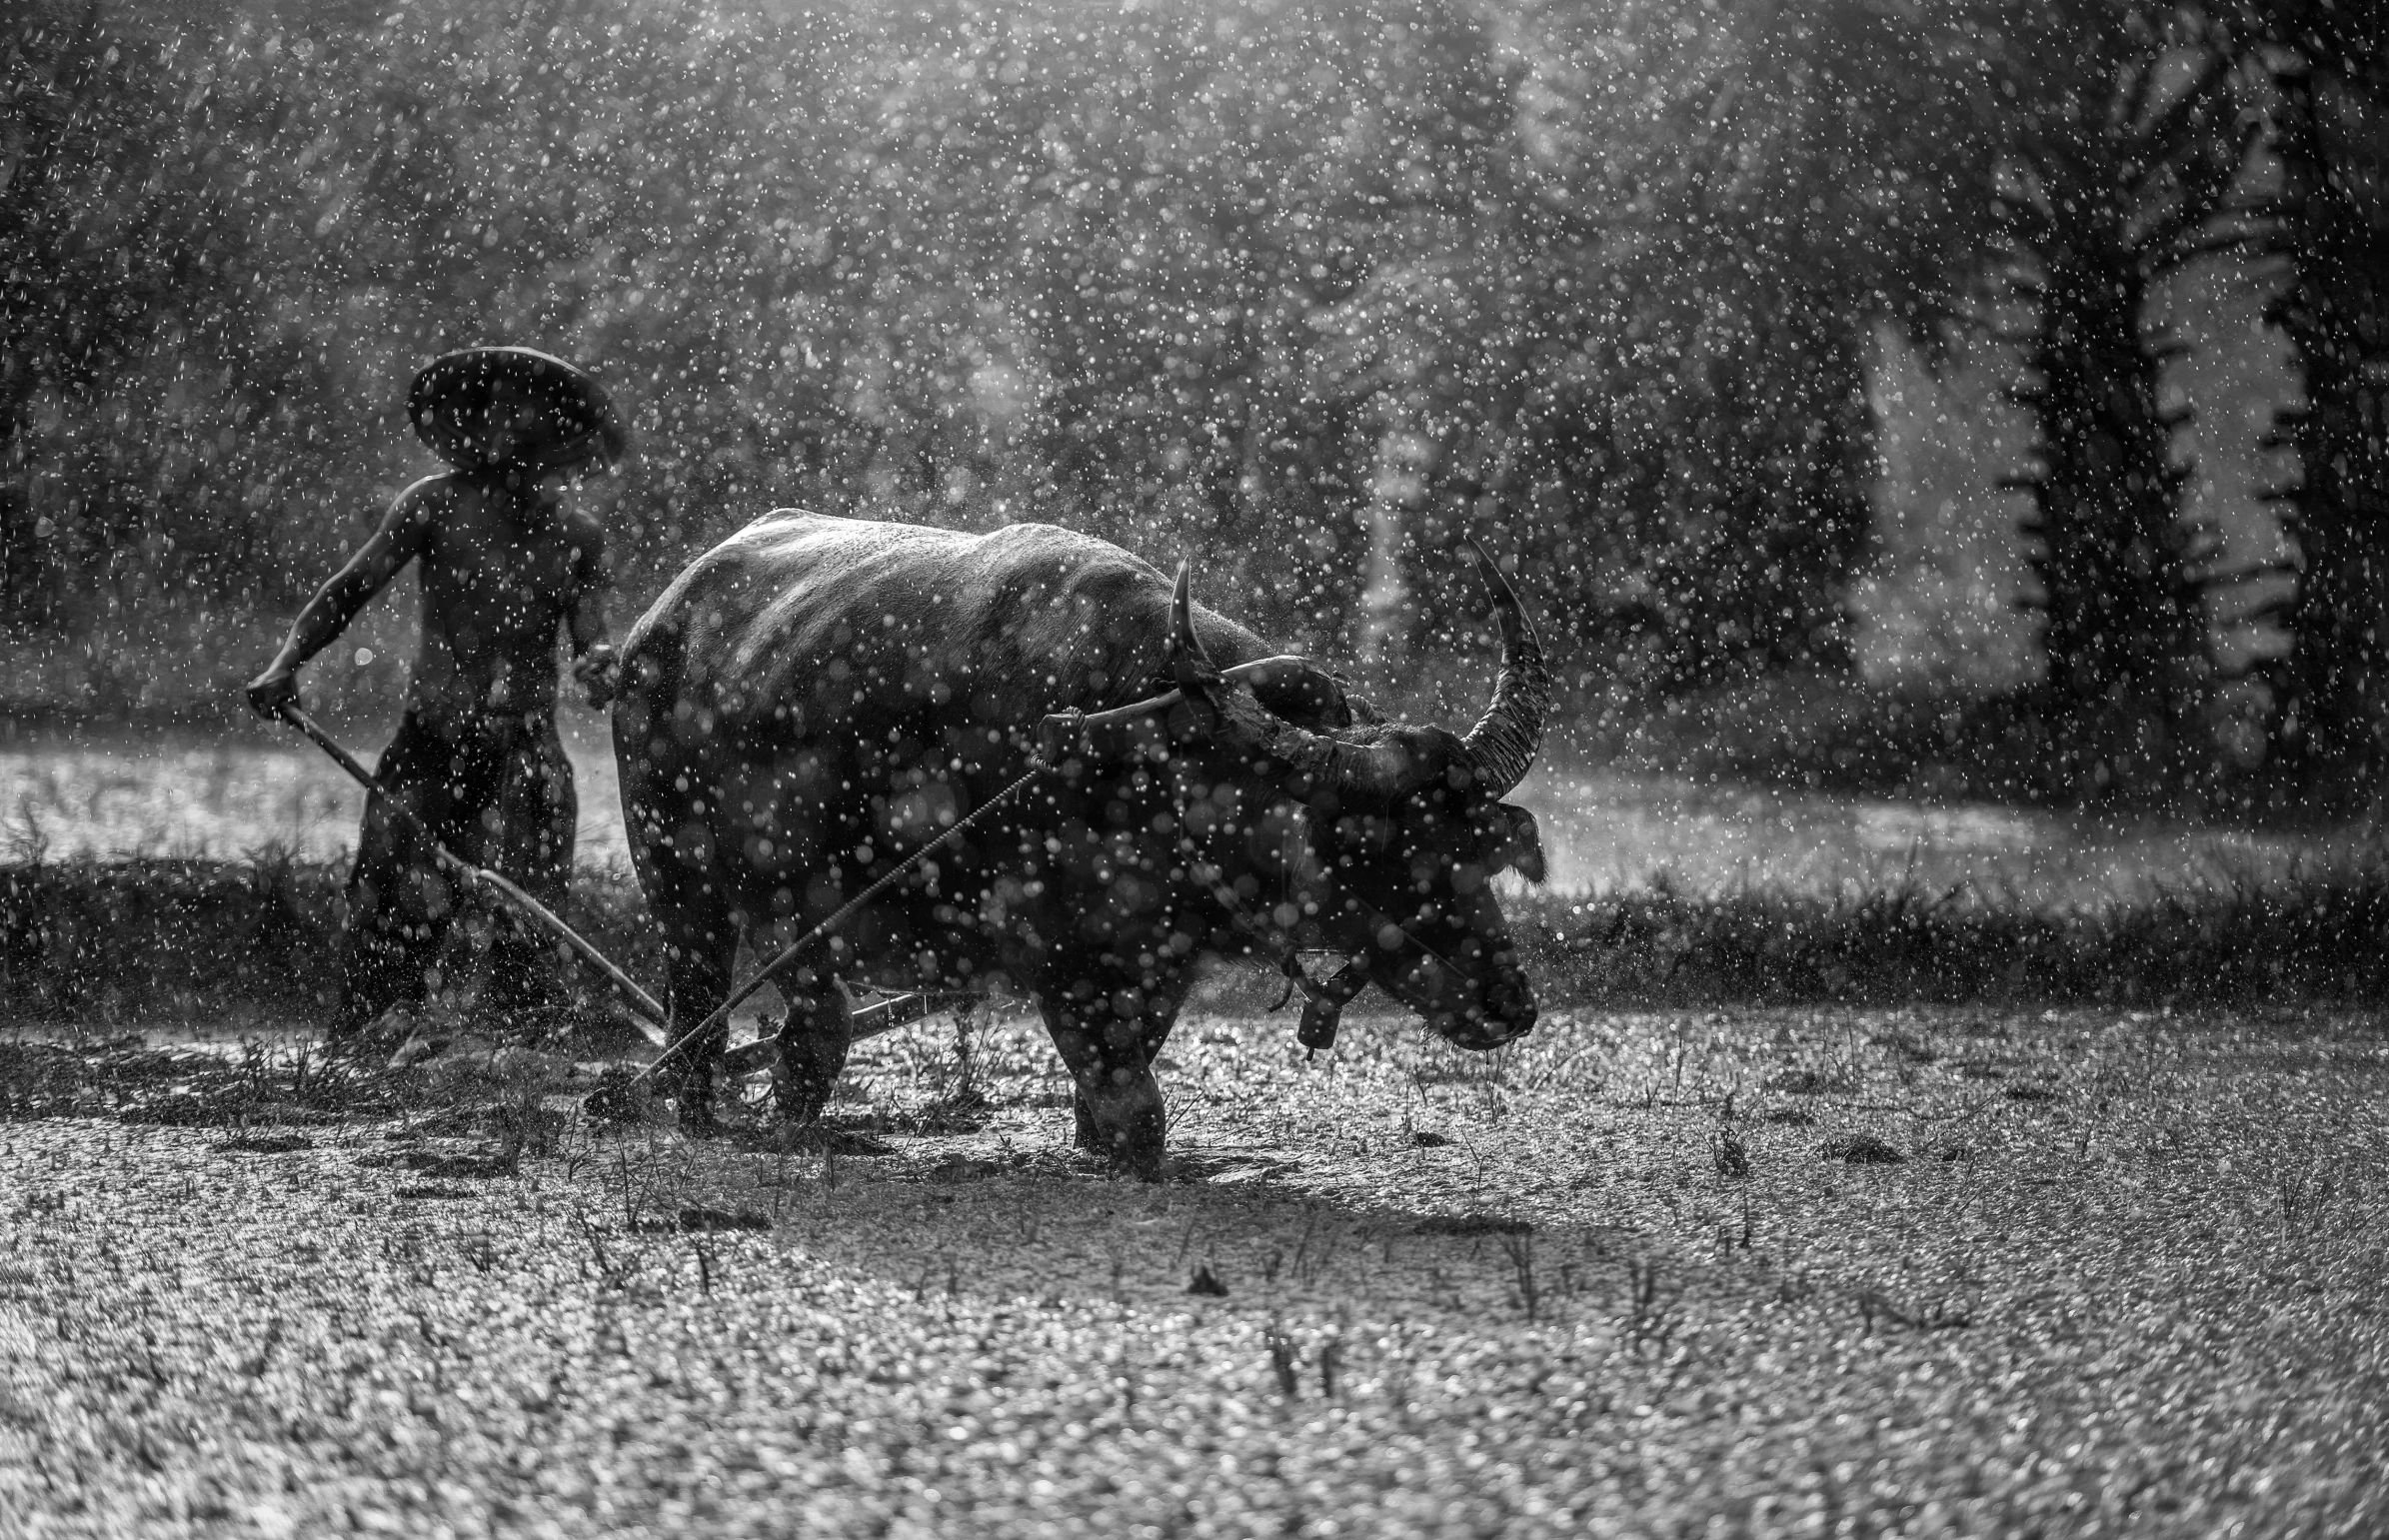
[244,488,433,718]
[564,509,620,708]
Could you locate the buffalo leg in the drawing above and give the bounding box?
[1134,987,1185,1064]
[1038,992,1168,1176]
[612,648,745,1134]
[773,971,853,1125]
[1097,986,1186,1152]
[651,912,738,1135]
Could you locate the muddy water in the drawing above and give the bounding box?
[0,721,2358,902]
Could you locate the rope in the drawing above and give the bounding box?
[641,759,1053,1080]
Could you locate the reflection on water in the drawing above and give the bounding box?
[0,726,2363,902]
[0,719,633,870]
[1521,772,2352,903]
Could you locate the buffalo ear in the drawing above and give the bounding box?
[1496,802,1546,884]
[1230,656,1385,731]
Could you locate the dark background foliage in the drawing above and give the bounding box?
[4,0,2382,804]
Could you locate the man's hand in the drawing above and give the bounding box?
[574,644,621,709]
[245,667,300,721]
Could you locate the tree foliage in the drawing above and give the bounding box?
[1987,4,2261,795]
[5,0,2359,776]
[1,0,2050,693]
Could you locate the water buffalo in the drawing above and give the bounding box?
[613,512,1548,1171]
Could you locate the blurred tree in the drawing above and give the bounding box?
[4,0,2311,768]
[1988,4,2259,797]
[1308,0,1555,661]
[268,0,869,589]
[2234,0,2389,806]
[16,0,875,611]
[808,0,1409,643]
[0,3,222,625]
[1323,0,2033,691]
[1019,3,1386,634]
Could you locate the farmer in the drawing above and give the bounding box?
[244,346,630,1040]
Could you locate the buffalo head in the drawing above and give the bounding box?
[1045,541,1550,1050]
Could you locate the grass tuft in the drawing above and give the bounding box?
[8,838,2389,1023]
[211,1132,314,1154]
[0,849,663,1023]
[631,1206,773,1235]
[1711,1124,1752,1180]
[1510,840,2389,1008]
[1416,1213,1532,1237]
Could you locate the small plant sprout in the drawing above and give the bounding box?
[1318,1325,1344,1399]
[1499,1230,1541,1321]
[2276,1152,2342,1228]
[1712,1121,1751,1181]
[1264,1319,1300,1399]
[1625,1254,1679,1355]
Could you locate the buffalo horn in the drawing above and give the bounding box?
[1169,564,1223,690]
[1457,539,1549,797]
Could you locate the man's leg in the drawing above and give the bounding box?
[337,717,457,1035]
[479,718,579,1029]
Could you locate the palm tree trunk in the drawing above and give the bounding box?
[2005,229,2212,798]
[2256,47,2389,808]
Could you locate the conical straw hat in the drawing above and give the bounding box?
[407,346,630,473]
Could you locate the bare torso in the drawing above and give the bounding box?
[245,467,614,733]
[407,473,602,726]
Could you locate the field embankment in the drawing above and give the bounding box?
[7,846,2389,1026]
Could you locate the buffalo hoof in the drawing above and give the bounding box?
[657,1075,725,1138]
[674,1098,728,1139]
[1073,1070,1167,1179]
[772,1058,837,1126]
[772,993,853,1127]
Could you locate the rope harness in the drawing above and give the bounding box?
[1175,799,1370,1058]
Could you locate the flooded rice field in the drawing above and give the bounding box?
[1,719,2359,902]
[1525,773,2357,901]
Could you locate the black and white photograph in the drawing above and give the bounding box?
[3,0,2384,1532]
